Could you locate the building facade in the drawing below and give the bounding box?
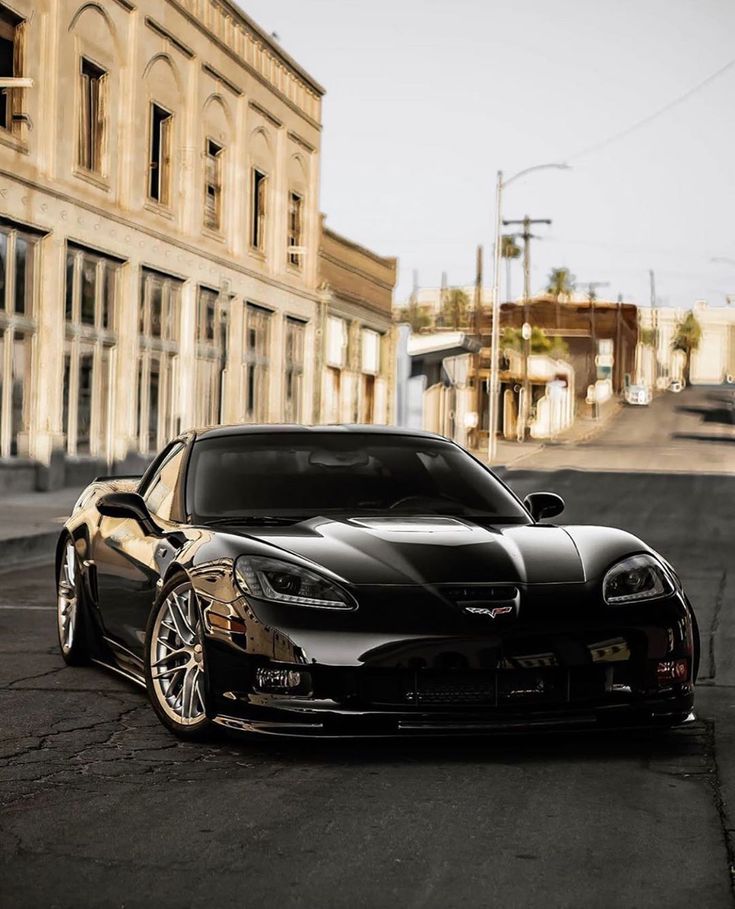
[0,0,326,487]
[637,302,735,388]
[316,218,397,425]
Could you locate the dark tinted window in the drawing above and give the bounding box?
[187,433,529,523]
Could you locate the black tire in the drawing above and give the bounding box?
[56,536,90,666]
[144,574,213,741]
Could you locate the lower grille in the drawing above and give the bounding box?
[358,665,633,709]
[410,673,495,706]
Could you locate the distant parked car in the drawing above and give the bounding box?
[625,384,651,406]
[670,379,684,394]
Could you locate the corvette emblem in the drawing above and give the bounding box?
[463,605,515,619]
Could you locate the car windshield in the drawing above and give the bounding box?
[186,432,530,524]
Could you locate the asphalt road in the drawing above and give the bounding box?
[515,383,735,474]
[1,387,734,908]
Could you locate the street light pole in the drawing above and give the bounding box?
[487,171,504,463]
[486,163,569,464]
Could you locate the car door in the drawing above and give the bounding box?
[93,441,188,658]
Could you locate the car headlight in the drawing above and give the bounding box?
[602,554,675,605]
[234,556,356,609]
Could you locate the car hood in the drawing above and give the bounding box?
[237,515,588,586]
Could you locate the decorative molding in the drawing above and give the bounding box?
[202,62,242,96]
[111,0,136,10]
[145,17,195,58]
[0,168,320,307]
[287,130,314,154]
[248,100,282,129]
[166,0,322,130]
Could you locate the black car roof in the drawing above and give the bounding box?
[191,424,450,443]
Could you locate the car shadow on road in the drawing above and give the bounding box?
[675,405,735,426]
[671,432,735,444]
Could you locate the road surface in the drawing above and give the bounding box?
[1,387,734,908]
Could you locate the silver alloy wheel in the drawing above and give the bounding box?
[150,584,207,726]
[57,542,77,654]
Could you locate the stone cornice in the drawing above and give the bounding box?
[319,249,396,293]
[166,0,323,129]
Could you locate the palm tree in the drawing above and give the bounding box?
[671,311,702,383]
[501,235,522,302]
[439,288,470,329]
[546,267,575,330]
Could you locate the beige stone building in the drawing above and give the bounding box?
[0,0,331,488]
[316,217,397,426]
[637,302,735,388]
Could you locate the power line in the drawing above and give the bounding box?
[568,53,735,161]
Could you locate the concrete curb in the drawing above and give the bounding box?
[0,531,58,574]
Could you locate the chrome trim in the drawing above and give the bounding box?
[91,658,146,689]
[212,715,324,734]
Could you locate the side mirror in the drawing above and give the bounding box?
[524,492,565,522]
[97,491,161,535]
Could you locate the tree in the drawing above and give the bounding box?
[501,235,522,302]
[501,326,570,360]
[671,311,702,383]
[546,267,575,330]
[401,298,431,332]
[639,327,656,348]
[546,267,575,298]
[438,288,470,329]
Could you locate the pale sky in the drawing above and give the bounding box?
[244,0,735,309]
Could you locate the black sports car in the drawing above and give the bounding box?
[56,426,698,739]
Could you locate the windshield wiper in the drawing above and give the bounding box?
[203,515,309,527]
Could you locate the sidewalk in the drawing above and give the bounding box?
[0,486,81,571]
[471,399,623,471]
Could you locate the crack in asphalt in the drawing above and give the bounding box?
[1,665,68,690]
[709,570,727,685]
[702,717,735,904]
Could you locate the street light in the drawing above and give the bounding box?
[487,163,570,463]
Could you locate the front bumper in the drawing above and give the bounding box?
[207,654,696,738]
[202,588,698,737]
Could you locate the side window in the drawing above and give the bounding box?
[142,442,186,521]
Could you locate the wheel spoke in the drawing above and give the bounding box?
[152,663,186,681]
[151,648,189,668]
[180,666,195,719]
[194,670,206,713]
[168,592,195,643]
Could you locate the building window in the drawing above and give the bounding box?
[204,138,223,230]
[287,192,303,268]
[78,57,106,174]
[284,318,305,423]
[250,168,267,251]
[243,304,271,422]
[0,223,35,458]
[0,5,24,134]
[138,270,181,454]
[63,246,118,458]
[148,103,172,205]
[194,287,228,427]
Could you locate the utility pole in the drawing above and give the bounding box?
[615,293,624,393]
[473,245,483,449]
[502,215,551,441]
[649,269,659,387]
[577,280,610,418]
